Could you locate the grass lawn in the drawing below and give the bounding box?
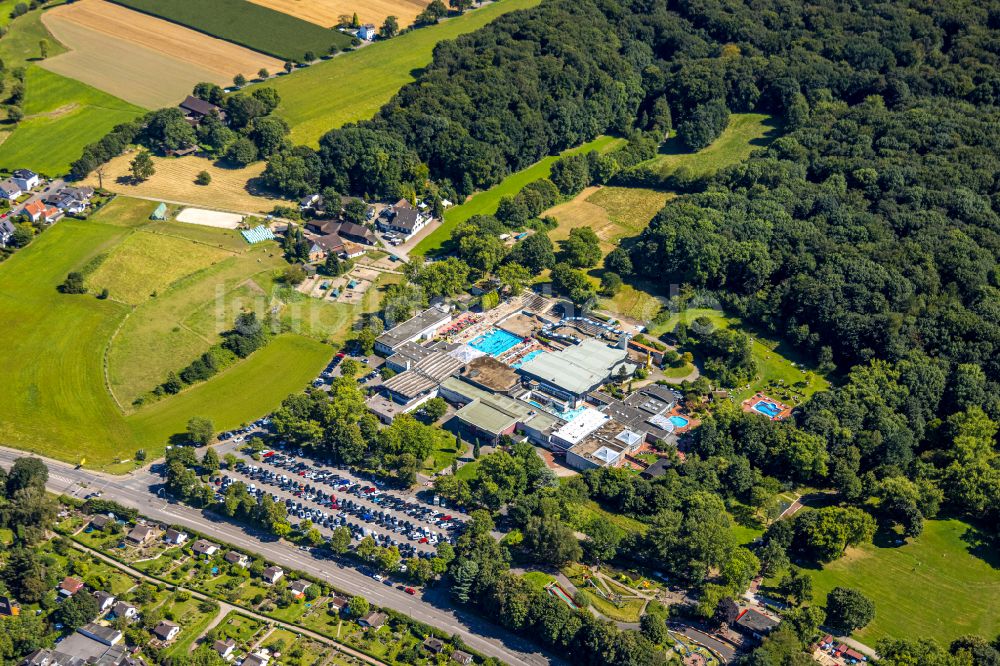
[422,430,466,474]
[454,458,480,481]
[0,8,142,175]
[253,0,542,146]
[414,135,625,255]
[522,571,556,590]
[0,216,333,469]
[159,595,220,659]
[641,113,781,179]
[563,498,649,537]
[215,611,265,643]
[647,308,830,403]
[806,519,1000,645]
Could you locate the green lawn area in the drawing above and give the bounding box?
[522,571,556,591]
[563,498,649,537]
[647,308,830,403]
[454,458,480,481]
[0,7,144,175]
[422,430,466,474]
[414,135,625,255]
[254,0,541,146]
[0,216,333,469]
[215,611,265,643]
[806,519,1000,645]
[641,113,781,179]
[159,595,220,659]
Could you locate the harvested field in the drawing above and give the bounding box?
[176,208,245,229]
[249,0,428,30]
[84,154,288,214]
[40,0,282,109]
[110,0,352,61]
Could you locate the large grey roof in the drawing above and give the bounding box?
[376,306,452,350]
[517,339,632,395]
[382,350,463,400]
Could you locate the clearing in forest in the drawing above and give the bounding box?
[40,0,282,109]
[248,0,429,31]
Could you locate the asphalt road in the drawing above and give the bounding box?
[0,446,558,666]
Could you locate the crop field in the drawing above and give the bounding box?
[249,0,429,30]
[548,186,669,252]
[807,519,1000,645]
[84,154,286,213]
[40,0,282,109]
[256,0,542,146]
[0,202,352,469]
[110,0,352,61]
[413,135,624,255]
[642,113,780,178]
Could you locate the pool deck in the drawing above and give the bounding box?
[741,393,792,420]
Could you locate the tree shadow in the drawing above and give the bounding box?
[749,115,785,147]
[960,522,1000,569]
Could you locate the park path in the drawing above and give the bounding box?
[70,540,386,666]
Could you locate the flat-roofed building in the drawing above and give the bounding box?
[517,339,635,406]
[384,340,436,373]
[370,349,464,421]
[549,408,609,452]
[459,356,520,394]
[375,306,452,355]
[565,420,645,471]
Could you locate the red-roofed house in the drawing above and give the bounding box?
[24,199,60,224]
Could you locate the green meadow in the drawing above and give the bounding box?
[256,0,542,147]
[0,198,366,469]
[413,135,624,255]
[0,9,144,175]
[807,519,1000,645]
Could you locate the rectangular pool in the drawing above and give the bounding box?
[469,328,523,357]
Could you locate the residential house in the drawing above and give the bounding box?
[243,652,270,666]
[164,529,188,546]
[307,233,345,261]
[640,457,671,480]
[179,95,225,123]
[380,203,429,239]
[358,611,387,629]
[213,639,236,659]
[45,186,93,214]
[89,514,113,530]
[0,218,16,248]
[224,551,249,568]
[126,524,156,545]
[452,650,473,665]
[111,601,139,621]
[59,577,84,597]
[23,200,60,224]
[329,595,349,615]
[11,169,39,191]
[733,608,780,641]
[0,596,20,616]
[357,24,376,40]
[191,539,219,558]
[78,623,122,647]
[262,566,284,584]
[94,591,116,614]
[152,620,180,643]
[336,221,377,246]
[0,179,22,200]
[289,580,310,599]
[422,637,444,654]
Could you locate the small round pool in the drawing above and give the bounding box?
[669,415,689,428]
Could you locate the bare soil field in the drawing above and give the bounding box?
[248,0,429,30]
[176,208,245,229]
[84,153,288,214]
[40,0,282,108]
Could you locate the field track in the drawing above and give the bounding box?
[249,0,429,31]
[40,0,282,108]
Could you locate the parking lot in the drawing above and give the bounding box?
[215,444,469,558]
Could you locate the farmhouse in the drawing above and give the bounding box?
[191,539,219,558]
[336,221,377,246]
[375,305,452,355]
[0,219,14,247]
[12,169,40,191]
[152,620,181,643]
[379,201,430,239]
[23,200,61,224]
[164,528,188,545]
[179,95,225,123]
[0,179,22,200]
[308,233,345,261]
[357,24,377,40]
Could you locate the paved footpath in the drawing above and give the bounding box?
[0,446,558,666]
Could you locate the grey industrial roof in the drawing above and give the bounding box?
[376,306,452,351]
[517,339,633,395]
[382,350,463,400]
[387,340,436,369]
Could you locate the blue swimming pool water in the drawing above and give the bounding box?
[469,328,522,357]
[528,400,587,422]
[669,415,689,428]
[512,349,546,368]
[754,401,782,418]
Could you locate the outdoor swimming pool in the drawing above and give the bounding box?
[754,401,783,418]
[512,349,546,368]
[469,328,523,357]
[669,415,690,428]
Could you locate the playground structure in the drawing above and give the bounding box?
[545,582,579,609]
